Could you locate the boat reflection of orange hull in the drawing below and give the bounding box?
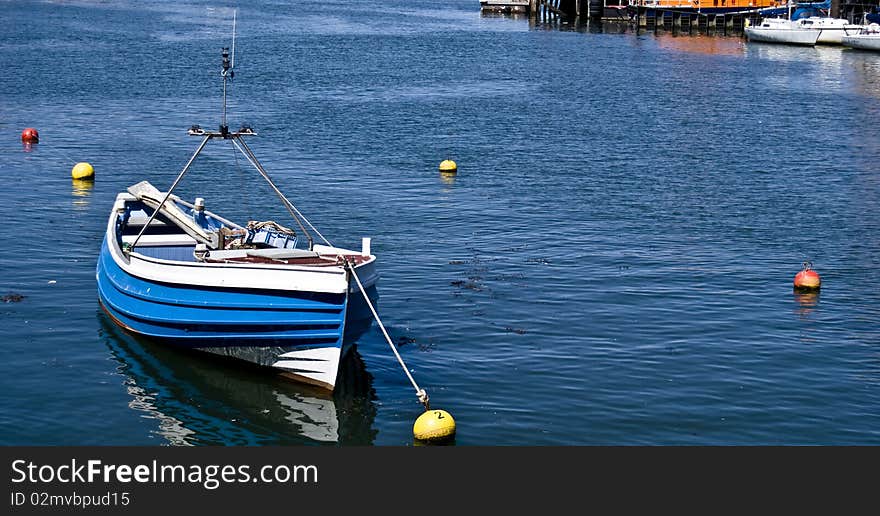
[655,34,746,55]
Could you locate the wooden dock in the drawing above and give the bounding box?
[630,6,757,35]
[523,0,758,32]
[512,0,870,32]
[480,0,530,13]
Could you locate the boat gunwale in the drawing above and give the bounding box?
[104,196,377,295]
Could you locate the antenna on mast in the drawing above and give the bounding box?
[135,11,316,254]
[231,10,236,70]
[220,10,237,137]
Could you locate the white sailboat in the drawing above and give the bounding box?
[746,2,863,46]
[794,16,862,45]
[842,23,880,51]
[745,16,822,46]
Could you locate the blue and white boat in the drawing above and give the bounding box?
[96,46,379,391]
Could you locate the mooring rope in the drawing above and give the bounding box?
[218,130,429,407]
[233,139,429,408]
[346,259,429,410]
[34,141,79,166]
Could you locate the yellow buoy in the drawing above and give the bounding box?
[438,160,457,174]
[71,162,94,180]
[413,409,456,442]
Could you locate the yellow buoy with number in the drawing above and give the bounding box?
[438,160,457,174]
[413,409,456,442]
[71,162,95,180]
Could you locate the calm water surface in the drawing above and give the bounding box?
[1,0,878,445]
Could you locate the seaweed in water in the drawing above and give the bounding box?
[396,335,416,347]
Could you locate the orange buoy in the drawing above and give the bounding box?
[21,128,39,143]
[793,261,821,291]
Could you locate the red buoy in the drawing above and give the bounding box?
[21,128,39,143]
[793,261,821,291]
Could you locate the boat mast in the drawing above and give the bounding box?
[220,11,235,137]
[128,11,318,253]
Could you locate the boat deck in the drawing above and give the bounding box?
[119,205,373,267]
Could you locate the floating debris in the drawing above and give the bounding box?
[489,273,525,281]
[396,335,416,347]
[504,327,527,335]
[451,279,483,291]
[2,293,25,303]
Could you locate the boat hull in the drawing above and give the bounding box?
[795,17,863,45]
[814,28,855,44]
[744,26,821,45]
[842,34,880,51]
[97,227,378,391]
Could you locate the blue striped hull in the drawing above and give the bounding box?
[96,237,377,388]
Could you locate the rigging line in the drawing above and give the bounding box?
[347,259,429,409]
[228,139,250,215]
[130,134,212,250]
[234,140,334,247]
[230,136,312,245]
[229,136,320,249]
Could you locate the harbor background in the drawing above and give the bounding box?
[1,0,878,445]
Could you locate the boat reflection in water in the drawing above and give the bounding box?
[850,57,880,99]
[99,315,378,445]
[654,34,745,56]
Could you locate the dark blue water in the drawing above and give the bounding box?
[1,0,878,445]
